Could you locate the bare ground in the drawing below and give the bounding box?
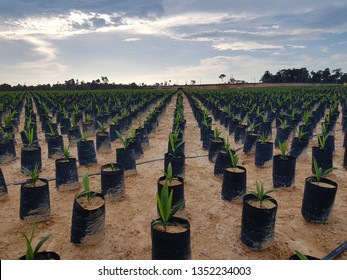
[0,93,346,260]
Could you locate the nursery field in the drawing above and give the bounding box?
[0,86,346,260]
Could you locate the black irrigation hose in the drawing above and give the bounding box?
[7,171,102,187]
[137,158,164,165]
[137,154,209,165]
[6,155,209,187]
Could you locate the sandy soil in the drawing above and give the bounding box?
[0,92,346,260]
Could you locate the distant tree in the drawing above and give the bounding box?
[310,70,323,83]
[322,68,331,83]
[101,76,109,84]
[65,78,75,86]
[340,73,347,84]
[90,79,101,89]
[129,82,138,89]
[260,67,340,84]
[260,70,273,83]
[0,83,12,91]
[219,74,226,83]
[191,80,196,85]
[331,68,342,83]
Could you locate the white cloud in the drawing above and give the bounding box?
[257,25,280,30]
[1,1,347,86]
[286,44,306,49]
[213,41,284,51]
[22,37,57,60]
[1,36,69,84]
[122,37,141,42]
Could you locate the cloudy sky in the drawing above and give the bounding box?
[0,0,347,86]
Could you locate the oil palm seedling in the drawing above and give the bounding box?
[241,181,278,250]
[0,127,16,163]
[251,181,276,208]
[312,134,333,174]
[273,140,296,189]
[275,117,292,147]
[302,157,338,223]
[290,126,309,159]
[221,151,247,201]
[168,129,184,157]
[20,163,50,222]
[75,173,100,203]
[152,181,184,231]
[115,130,136,175]
[46,122,64,159]
[309,157,336,183]
[255,132,273,167]
[55,144,79,191]
[151,159,191,260]
[96,120,111,153]
[164,129,185,178]
[71,173,105,245]
[243,119,260,154]
[208,126,224,162]
[21,163,40,187]
[100,162,125,200]
[77,130,97,166]
[19,224,58,260]
[21,126,42,172]
[4,109,16,128]
[159,162,185,209]
[127,127,144,159]
[116,130,132,150]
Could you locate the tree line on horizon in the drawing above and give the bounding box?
[1,67,346,91]
[0,77,142,92]
[260,67,347,84]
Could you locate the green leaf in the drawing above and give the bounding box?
[258,132,269,143]
[63,145,70,159]
[20,224,52,260]
[20,231,34,260]
[165,189,173,221]
[116,130,130,150]
[48,123,56,138]
[24,127,35,146]
[213,127,221,140]
[33,233,53,256]
[156,190,166,223]
[21,163,40,186]
[161,183,169,212]
[175,140,184,150]
[97,121,106,133]
[264,188,276,196]
[168,200,184,221]
[312,157,321,181]
[251,181,276,207]
[294,250,309,260]
[82,131,87,141]
[278,141,288,156]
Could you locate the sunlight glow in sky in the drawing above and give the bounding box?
[0,0,346,86]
